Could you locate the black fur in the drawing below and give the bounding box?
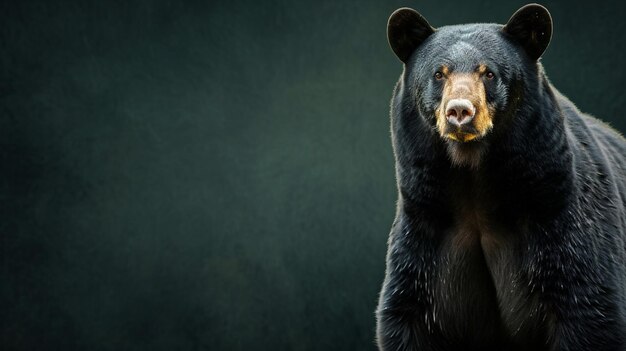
[376,4,626,351]
[388,8,435,63]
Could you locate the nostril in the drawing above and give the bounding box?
[445,99,475,125]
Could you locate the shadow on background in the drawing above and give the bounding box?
[1,0,624,350]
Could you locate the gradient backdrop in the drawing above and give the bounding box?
[1,0,624,350]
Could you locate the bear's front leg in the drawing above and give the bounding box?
[526,219,626,351]
[539,277,626,350]
[376,306,432,351]
[551,318,626,351]
[376,278,440,351]
[375,216,445,351]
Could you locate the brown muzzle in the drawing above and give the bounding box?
[435,68,494,142]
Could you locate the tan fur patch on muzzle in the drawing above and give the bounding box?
[436,68,494,142]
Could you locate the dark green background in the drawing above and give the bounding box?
[1,1,624,350]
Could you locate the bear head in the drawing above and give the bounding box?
[388,4,552,168]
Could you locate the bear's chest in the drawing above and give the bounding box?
[432,208,547,344]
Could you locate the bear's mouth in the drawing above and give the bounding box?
[442,124,482,143]
[445,132,480,143]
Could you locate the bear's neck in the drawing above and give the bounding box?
[392,76,574,219]
[483,75,574,216]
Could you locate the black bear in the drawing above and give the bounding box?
[376,3,626,350]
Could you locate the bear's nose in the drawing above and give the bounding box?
[445,99,475,126]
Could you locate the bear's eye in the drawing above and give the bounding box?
[434,71,444,80]
[485,71,495,79]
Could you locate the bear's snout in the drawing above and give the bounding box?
[445,99,475,126]
[436,72,493,143]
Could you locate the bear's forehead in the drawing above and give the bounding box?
[420,24,509,68]
[437,23,501,36]
[434,24,502,47]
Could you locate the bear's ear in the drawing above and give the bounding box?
[387,8,435,63]
[503,4,552,61]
